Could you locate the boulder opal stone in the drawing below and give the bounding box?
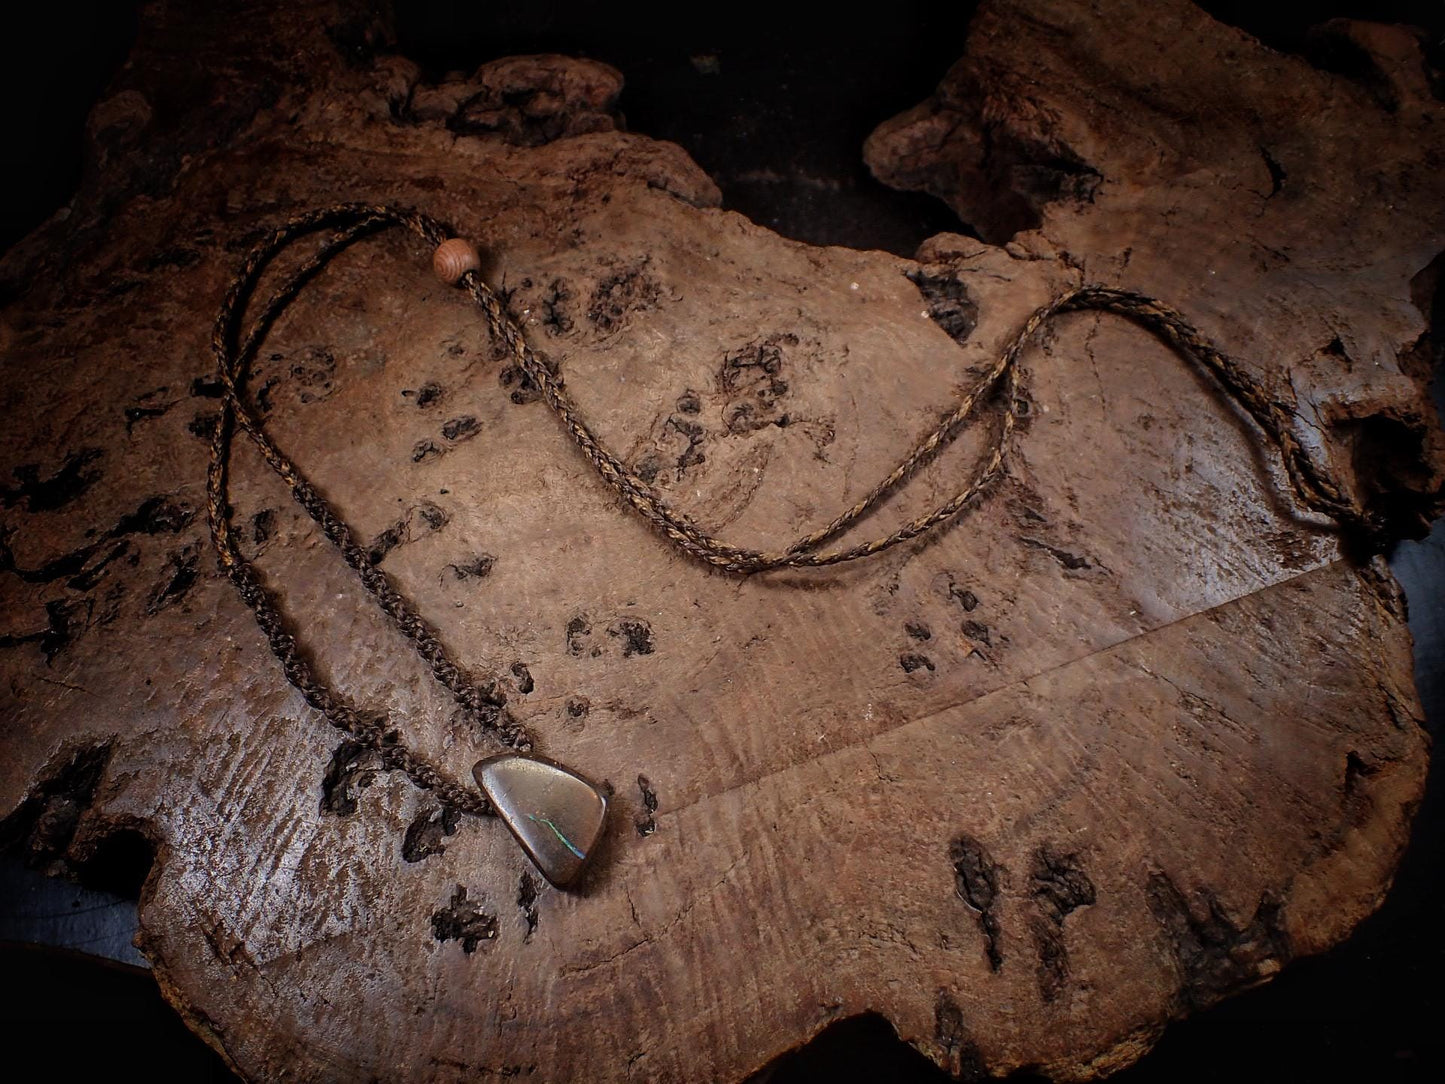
[473,754,609,888]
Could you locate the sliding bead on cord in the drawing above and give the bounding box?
[433,237,482,285]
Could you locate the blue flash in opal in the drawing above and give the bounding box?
[527,812,587,859]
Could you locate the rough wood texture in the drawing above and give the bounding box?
[2,1,1442,1080]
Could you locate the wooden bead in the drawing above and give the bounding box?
[432,237,481,285]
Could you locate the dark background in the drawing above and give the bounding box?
[1,1,1443,1081]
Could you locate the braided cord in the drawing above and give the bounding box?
[208,204,1372,816]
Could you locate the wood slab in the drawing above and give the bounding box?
[2,1,1442,1079]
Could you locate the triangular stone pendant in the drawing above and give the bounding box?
[472,753,608,889]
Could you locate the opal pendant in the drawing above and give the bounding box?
[472,753,608,889]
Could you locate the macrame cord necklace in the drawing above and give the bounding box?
[207,203,1375,888]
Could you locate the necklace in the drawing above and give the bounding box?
[206,202,1373,889]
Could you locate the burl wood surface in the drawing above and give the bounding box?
[2,1,1443,1080]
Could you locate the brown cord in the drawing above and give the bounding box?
[207,203,1374,817]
